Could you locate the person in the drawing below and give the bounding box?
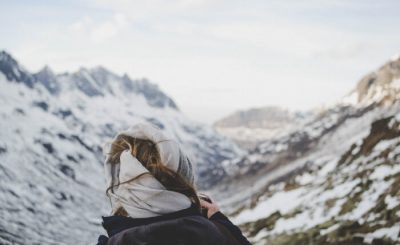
[97,123,251,245]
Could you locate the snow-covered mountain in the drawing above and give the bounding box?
[213,56,400,244]
[0,51,243,244]
[213,106,311,149]
[343,55,400,106]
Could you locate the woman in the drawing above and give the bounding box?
[97,123,251,245]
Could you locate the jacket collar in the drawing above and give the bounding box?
[102,203,201,237]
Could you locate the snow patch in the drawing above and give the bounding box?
[364,224,400,243]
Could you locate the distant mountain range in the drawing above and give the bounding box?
[0,51,243,244]
[1,49,399,244]
[213,106,312,149]
[213,55,400,244]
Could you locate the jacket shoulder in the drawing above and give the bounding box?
[107,215,234,245]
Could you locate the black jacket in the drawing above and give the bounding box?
[97,205,251,245]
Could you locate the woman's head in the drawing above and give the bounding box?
[104,124,200,216]
[107,135,161,173]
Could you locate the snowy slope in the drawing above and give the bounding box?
[0,51,243,244]
[236,114,400,244]
[214,56,400,244]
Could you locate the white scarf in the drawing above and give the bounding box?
[103,123,195,218]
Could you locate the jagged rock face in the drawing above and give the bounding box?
[128,77,178,109]
[0,51,36,88]
[212,55,400,244]
[0,51,243,244]
[34,66,60,95]
[31,62,178,110]
[352,56,400,105]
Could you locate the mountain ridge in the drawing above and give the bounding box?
[214,55,400,244]
[213,106,311,149]
[0,51,243,244]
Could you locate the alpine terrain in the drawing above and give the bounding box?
[214,55,400,244]
[214,106,311,149]
[0,51,243,244]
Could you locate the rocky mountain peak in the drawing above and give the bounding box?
[0,51,243,244]
[0,51,179,110]
[213,54,400,244]
[0,50,36,88]
[348,56,400,106]
[34,65,60,94]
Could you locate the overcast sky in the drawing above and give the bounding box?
[1,0,400,124]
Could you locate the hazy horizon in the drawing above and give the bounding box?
[2,0,400,124]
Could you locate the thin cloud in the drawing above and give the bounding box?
[69,13,129,43]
